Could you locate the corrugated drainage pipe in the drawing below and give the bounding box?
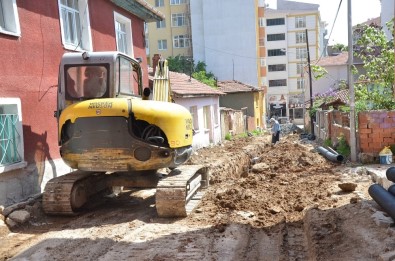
[317,146,344,162]
[386,167,395,182]
[368,184,395,220]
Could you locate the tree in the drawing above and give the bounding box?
[332,43,348,52]
[355,19,395,110]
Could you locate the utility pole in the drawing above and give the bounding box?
[305,28,315,139]
[348,0,357,162]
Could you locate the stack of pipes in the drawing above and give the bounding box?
[369,167,395,220]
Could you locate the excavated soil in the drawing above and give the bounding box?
[1,134,395,260]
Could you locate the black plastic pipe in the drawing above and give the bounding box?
[368,184,395,220]
[317,146,344,162]
[388,184,395,197]
[386,167,395,183]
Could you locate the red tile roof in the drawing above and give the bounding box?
[148,68,225,98]
[217,80,263,93]
[317,52,348,66]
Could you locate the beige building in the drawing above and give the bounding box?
[145,0,192,66]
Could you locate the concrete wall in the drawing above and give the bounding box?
[0,0,150,206]
[220,109,245,139]
[191,0,258,87]
[219,92,255,117]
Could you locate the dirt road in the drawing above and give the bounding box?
[1,134,395,260]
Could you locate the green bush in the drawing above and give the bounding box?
[336,134,350,157]
[323,138,332,147]
[225,133,232,141]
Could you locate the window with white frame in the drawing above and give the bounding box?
[155,0,164,7]
[58,0,92,51]
[190,106,199,131]
[260,58,266,67]
[171,13,187,27]
[0,0,21,36]
[297,63,304,76]
[170,0,187,5]
[0,98,25,172]
[296,47,307,59]
[297,78,305,89]
[296,31,306,43]
[156,20,166,28]
[158,39,167,50]
[259,17,265,27]
[114,12,133,56]
[295,16,306,28]
[173,35,190,48]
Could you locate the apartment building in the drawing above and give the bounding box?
[264,0,326,124]
[145,0,192,65]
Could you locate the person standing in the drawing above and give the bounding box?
[270,118,281,144]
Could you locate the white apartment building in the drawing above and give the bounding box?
[264,0,326,124]
[381,0,394,40]
[190,0,259,87]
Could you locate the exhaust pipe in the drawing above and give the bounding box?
[317,146,344,162]
[368,184,395,220]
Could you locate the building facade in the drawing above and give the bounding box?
[264,0,326,124]
[0,0,161,206]
[145,0,192,65]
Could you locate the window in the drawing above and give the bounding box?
[297,63,304,76]
[266,18,285,26]
[203,105,211,129]
[190,106,199,131]
[268,64,286,72]
[295,16,306,28]
[58,0,92,51]
[173,35,190,48]
[268,49,286,57]
[0,98,25,173]
[296,31,306,44]
[116,56,142,97]
[0,0,21,36]
[114,12,133,56]
[296,47,307,59]
[259,37,265,46]
[267,33,285,41]
[158,39,167,50]
[155,0,164,7]
[156,20,166,28]
[170,0,187,5]
[259,17,265,27]
[297,78,305,89]
[269,79,287,87]
[171,13,187,27]
[260,58,266,67]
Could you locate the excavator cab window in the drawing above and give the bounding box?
[65,65,109,100]
[116,56,142,97]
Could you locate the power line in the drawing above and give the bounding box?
[315,0,343,64]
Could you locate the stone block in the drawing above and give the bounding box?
[8,210,30,224]
[371,211,394,228]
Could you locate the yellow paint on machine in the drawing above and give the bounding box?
[59,97,193,149]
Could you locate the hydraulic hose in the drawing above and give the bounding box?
[317,146,344,162]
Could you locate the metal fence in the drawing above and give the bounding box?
[0,114,22,166]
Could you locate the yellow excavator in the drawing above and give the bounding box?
[43,51,208,217]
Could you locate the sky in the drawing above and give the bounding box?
[265,0,382,45]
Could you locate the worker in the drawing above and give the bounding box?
[269,118,281,144]
[83,66,107,97]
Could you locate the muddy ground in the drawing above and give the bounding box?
[1,134,395,260]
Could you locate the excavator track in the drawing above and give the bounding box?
[155,165,209,217]
[42,170,108,215]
